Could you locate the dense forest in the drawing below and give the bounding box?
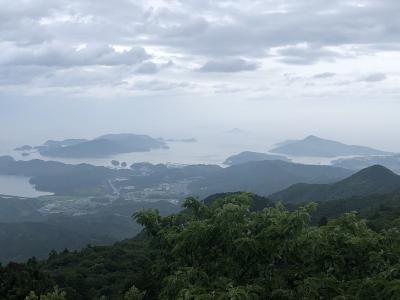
[2,193,400,299]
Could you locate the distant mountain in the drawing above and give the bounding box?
[332,155,400,174]
[32,133,168,158]
[270,165,400,203]
[189,160,353,198]
[14,145,33,151]
[0,222,115,263]
[270,135,391,157]
[0,195,180,263]
[227,128,245,134]
[223,151,291,166]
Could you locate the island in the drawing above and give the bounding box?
[20,133,169,158]
[270,135,392,157]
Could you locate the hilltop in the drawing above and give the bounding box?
[270,135,391,157]
[270,165,400,203]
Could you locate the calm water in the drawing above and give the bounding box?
[0,175,53,197]
[1,134,344,167]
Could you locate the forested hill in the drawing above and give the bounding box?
[189,160,353,197]
[3,193,400,299]
[270,165,400,203]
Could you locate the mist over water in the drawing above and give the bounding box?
[1,97,399,167]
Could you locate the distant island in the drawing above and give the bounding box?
[270,135,392,157]
[223,151,291,165]
[227,128,245,134]
[14,145,33,151]
[17,133,168,158]
[166,138,197,143]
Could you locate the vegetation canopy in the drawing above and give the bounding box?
[2,193,400,299]
[134,193,400,299]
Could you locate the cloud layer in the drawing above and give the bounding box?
[0,0,399,98]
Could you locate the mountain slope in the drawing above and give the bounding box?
[270,135,391,157]
[270,165,400,203]
[189,160,353,198]
[332,155,400,173]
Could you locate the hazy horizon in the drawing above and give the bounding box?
[1,0,400,159]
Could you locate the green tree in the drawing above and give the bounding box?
[24,287,66,300]
[123,285,145,300]
[134,193,400,299]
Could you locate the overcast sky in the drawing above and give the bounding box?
[1,0,400,150]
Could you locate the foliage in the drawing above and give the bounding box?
[134,193,400,299]
[42,240,151,300]
[0,258,55,300]
[25,287,67,300]
[123,285,145,300]
[3,193,400,299]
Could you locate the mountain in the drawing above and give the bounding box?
[0,222,115,263]
[223,151,290,165]
[0,156,117,195]
[309,191,400,226]
[270,165,400,203]
[0,194,180,263]
[33,133,168,158]
[332,155,400,173]
[270,135,391,157]
[189,160,353,198]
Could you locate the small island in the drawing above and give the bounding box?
[166,138,197,143]
[14,145,33,151]
[223,151,291,166]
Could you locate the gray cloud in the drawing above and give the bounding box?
[135,61,173,74]
[0,43,150,67]
[198,58,259,73]
[313,72,336,79]
[277,45,344,65]
[0,0,399,91]
[359,73,388,83]
[131,80,194,91]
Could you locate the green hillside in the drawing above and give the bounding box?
[270,165,400,203]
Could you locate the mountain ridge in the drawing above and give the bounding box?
[270,165,400,203]
[270,135,392,157]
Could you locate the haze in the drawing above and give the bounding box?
[1,0,400,154]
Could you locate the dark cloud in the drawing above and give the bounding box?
[198,58,259,73]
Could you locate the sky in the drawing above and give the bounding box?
[1,0,400,151]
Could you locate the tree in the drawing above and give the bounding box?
[111,160,120,167]
[24,287,66,300]
[123,285,145,300]
[134,193,400,299]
